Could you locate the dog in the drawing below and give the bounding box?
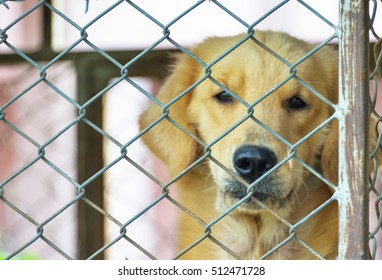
[139,30,381,259]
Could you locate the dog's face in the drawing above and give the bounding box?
[140,31,343,215]
[186,33,338,214]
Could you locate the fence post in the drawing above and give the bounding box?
[338,0,370,259]
[76,57,107,260]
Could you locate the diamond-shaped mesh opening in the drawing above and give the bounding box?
[0,1,43,53]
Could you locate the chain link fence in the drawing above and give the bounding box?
[369,0,382,260]
[0,0,381,260]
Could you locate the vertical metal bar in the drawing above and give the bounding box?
[338,0,370,259]
[76,57,106,260]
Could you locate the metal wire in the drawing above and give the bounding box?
[368,0,382,260]
[0,0,380,260]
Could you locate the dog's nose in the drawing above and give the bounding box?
[233,145,277,183]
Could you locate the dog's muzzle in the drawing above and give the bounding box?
[226,145,279,202]
[233,145,277,183]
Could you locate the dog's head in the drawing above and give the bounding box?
[139,31,380,215]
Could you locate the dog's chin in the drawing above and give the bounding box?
[217,178,293,214]
[218,193,265,214]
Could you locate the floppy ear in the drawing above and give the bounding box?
[314,45,339,185]
[321,117,382,186]
[139,55,199,176]
[321,119,338,185]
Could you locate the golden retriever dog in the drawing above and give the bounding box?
[139,30,380,259]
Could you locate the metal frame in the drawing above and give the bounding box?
[338,0,371,259]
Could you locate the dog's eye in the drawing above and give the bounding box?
[286,96,308,110]
[214,91,234,104]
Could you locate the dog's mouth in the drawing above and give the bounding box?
[223,177,293,210]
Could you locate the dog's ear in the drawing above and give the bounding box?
[321,119,338,185]
[139,54,199,176]
[321,117,382,186]
[314,46,339,186]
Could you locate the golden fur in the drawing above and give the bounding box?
[139,31,381,259]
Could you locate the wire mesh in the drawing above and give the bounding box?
[0,0,381,260]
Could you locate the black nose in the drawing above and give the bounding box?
[233,145,277,183]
